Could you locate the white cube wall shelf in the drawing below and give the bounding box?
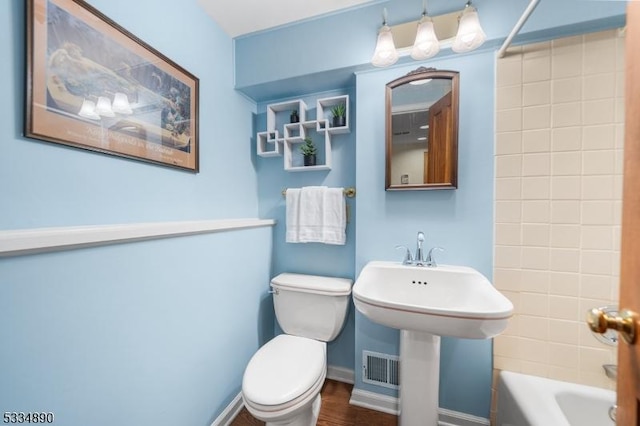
[317,95,349,135]
[284,123,305,141]
[284,121,332,172]
[257,130,282,157]
[257,95,350,171]
[267,100,307,134]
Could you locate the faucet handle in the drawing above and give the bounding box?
[395,245,413,265]
[425,247,444,267]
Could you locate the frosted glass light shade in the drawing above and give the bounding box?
[78,99,100,120]
[411,16,440,60]
[452,6,486,53]
[112,92,133,114]
[95,96,115,117]
[371,25,398,67]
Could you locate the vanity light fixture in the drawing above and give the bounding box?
[411,2,440,60]
[371,0,487,67]
[371,8,399,67]
[452,1,487,53]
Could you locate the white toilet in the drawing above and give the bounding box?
[242,272,352,426]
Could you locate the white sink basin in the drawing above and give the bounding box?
[353,261,513,339]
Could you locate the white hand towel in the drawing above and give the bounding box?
[285,188,301,243]
[321,187,346,245]
[298,186,327,243]
[286,186,346,245]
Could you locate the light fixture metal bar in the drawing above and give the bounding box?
[390,9,462,51]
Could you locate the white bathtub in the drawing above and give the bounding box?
[496,371,616,426]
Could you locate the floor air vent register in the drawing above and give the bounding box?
[362,351,399,389]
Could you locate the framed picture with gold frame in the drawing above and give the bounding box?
[25,0,199,172]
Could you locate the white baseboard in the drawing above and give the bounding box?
[210,392,244,426]
[349,388,400,415]
[349,388,489,426]
[326,365,355,384]
[438,408,490,426]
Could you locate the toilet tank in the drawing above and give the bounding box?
[271,273,352,342]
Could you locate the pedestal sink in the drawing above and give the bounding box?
[352,261,513,426]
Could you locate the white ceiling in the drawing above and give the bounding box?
[198,0,377,38]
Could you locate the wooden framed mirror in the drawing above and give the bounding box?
[385,67,459,190]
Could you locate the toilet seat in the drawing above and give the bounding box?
[242,334,326,415]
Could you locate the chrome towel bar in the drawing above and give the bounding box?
[281,187,356,198]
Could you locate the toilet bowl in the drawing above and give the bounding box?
[241,273,352,426]
[242,335,326,425]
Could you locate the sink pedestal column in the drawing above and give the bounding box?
[399,330,440,426]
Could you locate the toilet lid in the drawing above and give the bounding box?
[271,273,352,296]
[243,334,325,407]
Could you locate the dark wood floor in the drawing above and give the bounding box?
[230,380,398,426]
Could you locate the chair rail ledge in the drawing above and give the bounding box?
[0,218,276,257]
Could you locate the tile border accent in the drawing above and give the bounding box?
[0,219,276,257]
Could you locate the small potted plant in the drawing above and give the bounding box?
[300,137,317,166]
[290,109,299,123]
[330,103,346,127]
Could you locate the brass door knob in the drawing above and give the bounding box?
[587,308,638,345]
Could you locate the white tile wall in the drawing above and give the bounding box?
[493,29,623,391]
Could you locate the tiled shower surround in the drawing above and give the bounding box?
[493,28,624,392]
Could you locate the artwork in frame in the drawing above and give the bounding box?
[25,0,199,172]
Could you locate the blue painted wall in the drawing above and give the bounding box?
[0,230,273,426]
[255,89,357,369]
[355,51,495,417]
[0,1,273,425]
[3,0,259,229]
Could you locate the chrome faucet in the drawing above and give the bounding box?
[415,232,425,266]
[395,232,444,267]
[425,247,444,267]
[395,245,413,265]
